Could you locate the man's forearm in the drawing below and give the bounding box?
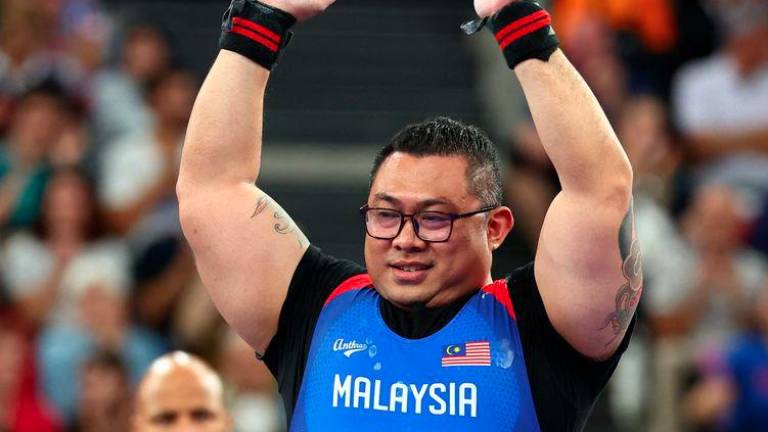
[178,50,270,193]
[515,51,633,197]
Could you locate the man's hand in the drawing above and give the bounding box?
[261,0,336,21]
[474,0,515,18]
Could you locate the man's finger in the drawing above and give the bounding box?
[474,0,516,18]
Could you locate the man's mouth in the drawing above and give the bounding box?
[390,264,432,272]
[388,262,434,283]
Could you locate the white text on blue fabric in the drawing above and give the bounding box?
[331,374,478,417]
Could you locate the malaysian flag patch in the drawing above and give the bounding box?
[441,341,491,367]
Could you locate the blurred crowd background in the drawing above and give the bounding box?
[0,0,766,431]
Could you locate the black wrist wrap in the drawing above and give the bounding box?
[488,1,560,69]
[219,0,297,70]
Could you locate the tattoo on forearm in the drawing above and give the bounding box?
[250,195,307,248]
[602,199,643,344]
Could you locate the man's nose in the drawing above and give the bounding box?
[392,216,427,250]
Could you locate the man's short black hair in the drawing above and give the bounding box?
[370,116,503,207]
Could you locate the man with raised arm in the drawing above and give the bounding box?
[177,0,641,430]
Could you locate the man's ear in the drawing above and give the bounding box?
[487,206,514,251]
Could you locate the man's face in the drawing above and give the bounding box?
[133,369,230,432]
[365,153,507,308]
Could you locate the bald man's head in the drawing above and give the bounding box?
[133,352,232,432]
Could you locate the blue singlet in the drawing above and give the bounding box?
[290,274,542,431]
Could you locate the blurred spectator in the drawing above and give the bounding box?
[90,24,171,144]
[132,351,232,432]
[72,350,131,432]
[220,331,284,432]
[681,359,734,432]
[554,0,677,55]
[682,280,768,431]
[554,0,722,98]
[58,0,112,84]
[672,0,768,204]
[0,313,61,432]
[162,271,225,356]
[0,5,58,97]
[554,0,677,100]
[36,252,165,423]
[98,68,194,235]
[1,168,129,328]
[49,107,91,169]
[650,183,764,348]
[721,281,768,431]
[131,242,197,340]
[644,183,767,431]
[96,68,198,338]
[0,86,66,230]
[0,1,93,107]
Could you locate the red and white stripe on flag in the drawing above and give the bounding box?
[441,341,491,367]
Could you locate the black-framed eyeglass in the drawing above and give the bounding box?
[359,204,498,243]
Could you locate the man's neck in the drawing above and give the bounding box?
[423,275,494,309]
[379,291,476,340]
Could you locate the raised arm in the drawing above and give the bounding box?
[177,0,333,353]
[522,52,638,360]
[477,0,639,360]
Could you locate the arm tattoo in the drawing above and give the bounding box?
[251,196,270,218]
[250,195,308,248]
[602,199,643,344]
[273,209,295,235]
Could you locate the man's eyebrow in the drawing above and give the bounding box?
[150,411,177,422]
[372,193,400,205]
[372,193,453,208]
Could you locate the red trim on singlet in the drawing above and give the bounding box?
[481,279,516,320]
[324,274,373,306]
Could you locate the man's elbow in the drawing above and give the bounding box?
[587,336,626,362]
[176,178,206,249]
[176,175,191,210]
[590,155,634,211]
[176,169,209,225]
[611,157,634,202]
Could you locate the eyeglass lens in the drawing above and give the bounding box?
[365,208,453,242]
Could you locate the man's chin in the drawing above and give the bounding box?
[377,282,435,308]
